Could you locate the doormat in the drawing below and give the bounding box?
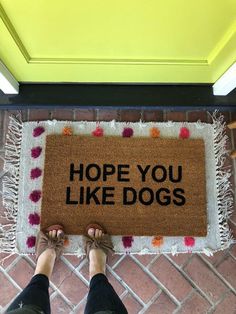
[41,136,207,237]
[1,112,234,256]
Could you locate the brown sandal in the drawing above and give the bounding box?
[83,223,114,260]
[35,224,66,261]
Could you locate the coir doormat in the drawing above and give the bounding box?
[41,136,207,237]
[1,112,234,256]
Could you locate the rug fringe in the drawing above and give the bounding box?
[1,113,22,253]
[211,111,235,248]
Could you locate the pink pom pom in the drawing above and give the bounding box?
[26,236,36,248]
[29,190,41,203]
[122,127,133,137]
[31,146,42,158]
[122,236,134,248]
[179,127,190,139]
[92,126,104,137]
[30,167,42,179]
[184,236,195,247]
[28,212,40,225]
[33,126,45,137]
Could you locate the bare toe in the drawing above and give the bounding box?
[95,229,100,238]
[98,230,103,237]
[57,229,63,238]
[88,228,95,238]
[51,230,57,238]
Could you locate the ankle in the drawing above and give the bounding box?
[34,248,56,279]
[89,267,106,280]
[89,249,107,279]
[45,248,56,257]
[89,248,106,260]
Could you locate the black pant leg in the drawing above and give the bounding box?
[85,273,128,314]
[6,274,50,314]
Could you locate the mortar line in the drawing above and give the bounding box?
[198,251,229,269]
[119,290,128,300]
[0,265,22,292]
[164,254,214,306]
[52,287,77,310]
[34,255,89,309]
[47,275,80,309]
[49,282,58,300]
[110,254,126,269]
[210,289,233,313]
[23,254,36,266]
[146,254,161,268]
[179,255,193,269]
[138,289,163,314]
[76,257,88,271]
[60,255,86,272]
[106,265,146,307]
[68,263,90,286]
[173,289,196,314]
[229,252,236,261]
[212,253,229,268]
[56,255,90,286]
[48,255,90,308]
[198,254,236,295]
[130,255,180,306]
[44,262,88,313]
[47,263,81,308]
[0,266,24,313]
[49,290,58,300]
[3,255,22,273]
[230,218,236,226]
[207,305,215,314]
[69,295,88,313]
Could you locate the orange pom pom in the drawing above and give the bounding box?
[152,236,164,247]
[63,237,70,247]
[150,127,160,138]
[63,126,73,136]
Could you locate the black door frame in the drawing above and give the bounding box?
[0,83,235,111]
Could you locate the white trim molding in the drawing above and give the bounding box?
[0,61,19,94]
[213,62,236,96]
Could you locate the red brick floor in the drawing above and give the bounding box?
[0,109,236,313]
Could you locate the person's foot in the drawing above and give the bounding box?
[34,228,63,279]
[88,228,107,280]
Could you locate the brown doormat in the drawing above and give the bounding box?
[40,135,207,236]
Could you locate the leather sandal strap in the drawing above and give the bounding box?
[83,233,114,260]
[36,229,65,261]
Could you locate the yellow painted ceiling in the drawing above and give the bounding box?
[0,0,236,83]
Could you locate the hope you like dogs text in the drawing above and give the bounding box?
[65,163,186,206]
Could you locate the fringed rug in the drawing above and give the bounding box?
[1,112,234,257]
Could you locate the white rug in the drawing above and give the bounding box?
[1,112,234,257]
